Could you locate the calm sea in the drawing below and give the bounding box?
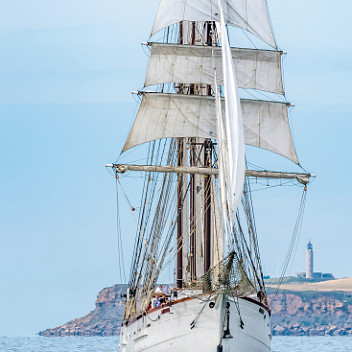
[0,336,351,351]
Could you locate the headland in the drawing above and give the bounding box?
[39,277,352,337]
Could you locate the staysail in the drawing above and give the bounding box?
[151,0,277,48]
[217,5,245,219]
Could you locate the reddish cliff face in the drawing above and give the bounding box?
[39,285,127,337]
[39,285,352,337]
[268,291,352,336]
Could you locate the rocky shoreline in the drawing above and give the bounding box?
[39,285,126,337]
[269,290,352,336]
[39,284,352,337]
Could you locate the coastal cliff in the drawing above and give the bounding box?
[39,281,352,337]
[39,285,127,337]
[269,290,352,336]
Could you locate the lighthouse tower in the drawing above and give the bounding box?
[306,242,314,279]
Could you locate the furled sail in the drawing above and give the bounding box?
[151,0,277,48]
[123,93,298,164]
[146,43,284,94]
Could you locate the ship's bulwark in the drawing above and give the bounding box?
[119,295,271,352]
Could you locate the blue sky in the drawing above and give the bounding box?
[0,0,351,337]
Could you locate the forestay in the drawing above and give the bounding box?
[122,93,299,164]
[146,43,284,94]
[151,0,277,48]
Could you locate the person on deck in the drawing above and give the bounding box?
[257,291,264,303]
[155,284,162,294]
[160,294,167,307]
[154,296,161,308]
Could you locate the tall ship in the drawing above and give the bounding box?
[107,0,312,351]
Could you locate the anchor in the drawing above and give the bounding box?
[223,302,233,339]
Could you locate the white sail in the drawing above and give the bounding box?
[218,5,245,216]
[216,92,232,246]
[123,93,298,164]
[151,0,277,48]
[212,35,230,252]
[146,43,284,94]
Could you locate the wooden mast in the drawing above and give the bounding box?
[203,140,212,273]
[189,21,197,282]
[176,21,184,289]
[176,138,184,288]
[177,20,214,283]
[204,21,213,274]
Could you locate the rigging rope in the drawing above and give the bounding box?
[270,186,308,304]
[115,178,126,284]
[247,179,302,193]
[190,293,213,329]
[242,175,266,292]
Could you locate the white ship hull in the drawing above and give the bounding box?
[119,295,271,352]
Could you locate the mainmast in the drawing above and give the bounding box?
[203,139,212,273]
[176,22,184,289]
[203,22,214,274]
[176,138,184,288]
[189,22,197,283]
[178,21,217,284]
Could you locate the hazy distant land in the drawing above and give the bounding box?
[39,278,352,337]
[266,277,352,292]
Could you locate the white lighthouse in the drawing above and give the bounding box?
[306,241,314,279]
